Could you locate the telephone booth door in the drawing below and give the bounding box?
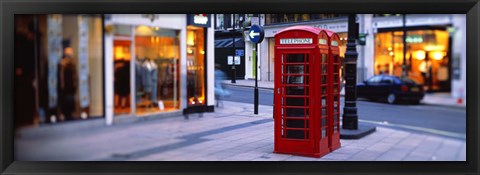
[316,30,331,157]
[326,31,341,151]
[274,50,316,156]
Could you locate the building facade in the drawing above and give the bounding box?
[252,14,466,103]
[358,14,466,102]
[214,14,248,80]
[13,14,215,128]
[104,14,215,125]
[254,14,349,82]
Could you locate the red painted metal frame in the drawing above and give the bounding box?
[326,30,342,152]
[273,26,334,158]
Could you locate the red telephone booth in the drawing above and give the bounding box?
[273,26,334,158]
[326,30,341,151]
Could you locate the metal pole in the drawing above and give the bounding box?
[254,43,259,114]
[342,14,359,130]
[402,14,407,78]
[231,15,236,83]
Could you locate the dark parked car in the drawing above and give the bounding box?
[357,75,425,104]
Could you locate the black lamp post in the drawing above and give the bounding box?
[232,14,237,83]
[342,14,359,130]
[340,14,376,139]
[402,14,408,78]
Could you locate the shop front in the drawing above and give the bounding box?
[374,28,451,92]
[185,14,214,113]
[104,14,214,125]
[14,14,104,127]
[257,17,348,82]
[369,14,459,93]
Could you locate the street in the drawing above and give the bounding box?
[223,85,466,140]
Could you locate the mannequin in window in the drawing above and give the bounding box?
[437,57,449,91]
[141,57,158,107]
[114,57,130,109]
[135,57,144,104]
[419,53,433,92]
[58,47,78,121]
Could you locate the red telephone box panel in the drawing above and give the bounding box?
[273,26,333,158]
[326,30,341,152]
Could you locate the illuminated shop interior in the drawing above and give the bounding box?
[187,26,206,106]
[113,25,181,116]
[374,29,450,92]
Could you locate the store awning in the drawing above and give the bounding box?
[215,37,245,48]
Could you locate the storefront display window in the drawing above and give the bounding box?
[113,24,132,115]
[14,14,104,125]
[187,26,206,106]
[134,26,181,115]
[374,29,450,92]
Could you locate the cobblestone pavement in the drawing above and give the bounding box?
[16,101,466,161]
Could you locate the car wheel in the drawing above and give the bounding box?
[387,93,397,104]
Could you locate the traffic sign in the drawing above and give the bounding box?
[248,24,264,44]
[235,49,244,56]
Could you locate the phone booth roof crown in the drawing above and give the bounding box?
[275,25,323,36]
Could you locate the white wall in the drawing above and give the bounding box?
[451,14,467,102]
[111,14,185,30]
[245,38,253,79]
[104,17,114,125]
[360,14,375,81]
[179,18,187,110]
[207,16,215,106]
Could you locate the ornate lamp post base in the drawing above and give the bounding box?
[340,14,376,139]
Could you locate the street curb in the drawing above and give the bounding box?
[224,83,274,90]
[224,84,465,110]
[418,102,466,110]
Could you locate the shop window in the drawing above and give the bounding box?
[134,26,181,115]
[374,29,450,92]
[113,31,132,115]
[187,26,206,106]
[15,14,105,124]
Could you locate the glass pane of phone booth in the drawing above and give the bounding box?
[332,55,340,133]
[320,54,328,139]
[281,53,310,140]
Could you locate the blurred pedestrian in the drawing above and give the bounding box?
[14,19,36,127]
[419,55,432,92]
[214,64,231,108]
[58,47,78,121]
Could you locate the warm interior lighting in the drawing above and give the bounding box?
[415,50,426,60]
[200,50,205,55]
[187,48,193,54]
[187,30,195,46]
[136,25,152,36]
[389,52,394,56]
[425,45,445,51]
[431,51,445,61]
[114,46,124,60]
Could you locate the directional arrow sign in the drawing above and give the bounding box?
[249,30,260,38]
[248,24,264,44]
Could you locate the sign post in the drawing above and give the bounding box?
[248,24,264,115]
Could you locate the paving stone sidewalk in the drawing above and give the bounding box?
[16,101,465,161]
